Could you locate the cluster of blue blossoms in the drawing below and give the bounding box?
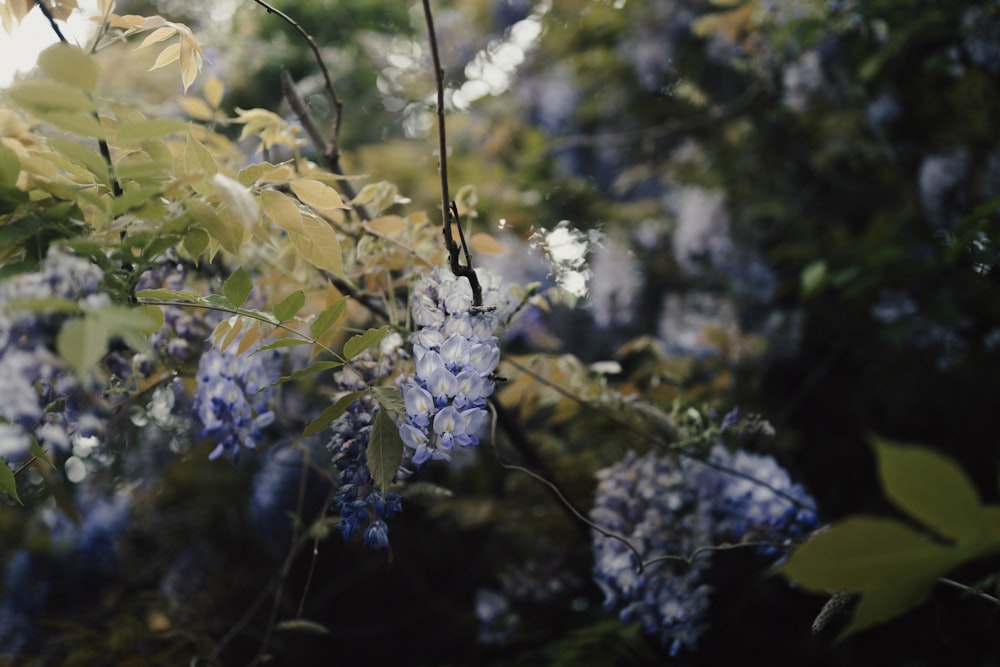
[0,247,105,462]
[325,336,406,550]
[135,259,212,368]
[193,331,283,462]
[401,268,515,466]
[590,444,817,655]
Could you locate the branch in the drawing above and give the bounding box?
[251,0,343,157]
[280,68,367,221]
[35,0,67,42]
[421,0,484,307]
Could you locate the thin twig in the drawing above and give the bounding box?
[501,355,817,514]
[12,456,37,478]
[251,0,343,158]
[487,402,646,573]
[35,0,67,42]
[421,0,483,307]
[939,577,1000,606]
[279,67,366,219]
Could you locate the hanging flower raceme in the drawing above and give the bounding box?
[325,334,407,549]
[590,446,817,655]
[193,330,283,462]
[401,268,515,466]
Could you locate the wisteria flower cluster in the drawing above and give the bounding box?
[0,248,105,461]
[590,445,817,655]
[193,331,283,462]
[326,334,406,549]
[135,259,214,368]
[401,268,516,466]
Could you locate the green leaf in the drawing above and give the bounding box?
[188,199,245,255]
[400,480,454,503]
[274,619,329,635]
[184,132,218,177]
[112,187,164,216]
[136,288,202,302]
[47,138,108,184]
[273,289,305,322]
[233,306,278,325]
[37,43,98,92]
[367,407,404,493]
[800,260,826,298]
[874,437,989,542]
[309,297,347,338]
[303,390,366,437]
[837,575,938,642]
[93,305,160,352]
[343,326,389,361]
[223,267,253,307]
[779,516,959,591]
[56,316,109,374]
[29,438,54,469]
[253,338,312,353]
[0,140,21,189]
[183,227,210,258]
[32,110,105,139]
[370,385,404,416]
[264,360,343,390]
[0,462,22,505]
[202,294,236,310]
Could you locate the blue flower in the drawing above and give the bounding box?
[590,446,818,653]
[0,247,106,463]
[401,268,514,465]
[193,332,282,462]
[325,350,407,549]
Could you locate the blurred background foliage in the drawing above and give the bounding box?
[2,0,1000,664]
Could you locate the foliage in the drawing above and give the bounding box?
[0,0,999,665]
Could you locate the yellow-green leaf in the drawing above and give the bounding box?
[213,173,259,229]
[0,141,19,189]
[470,232,508,254]
[874,437,989,542]
[303,390,366,437]
[188,200,245,255]
[837,575,938,642]
[273,289,305,322]
[290,179,350,211]
[204,75,224,108]
[366,215,406,235]
[184,132,217,177]
[0,462,21,505]
[57,316,110,374]
[7,79,94,112]
[149,42,181,71]
[47,138,107,184]
[138,26,176,48]
[116,118,188,142]
[260,189,303,233]
[37,43,98,92]
[222,267,253,307]
[780,517,959,592]
[309,297,347,338]
[33,110,105,139]
[180,96,214,121]
[288,213,343,276]
[344,326,389,361]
